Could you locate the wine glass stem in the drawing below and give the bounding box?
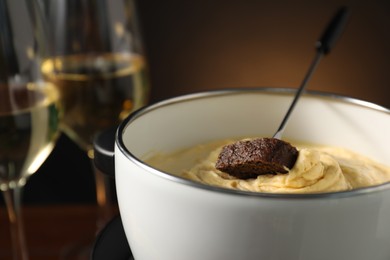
[2,185,29,260]
[91,159,114,231]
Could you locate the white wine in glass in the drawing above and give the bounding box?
[41,52,147,153]
[0,83,60,189]
[0,0,62,259]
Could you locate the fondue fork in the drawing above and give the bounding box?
[273,6,350,139]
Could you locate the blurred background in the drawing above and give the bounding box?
[12,0,390,204]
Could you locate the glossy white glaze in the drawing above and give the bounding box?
[115,88,390,260]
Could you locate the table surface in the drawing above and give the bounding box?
[0,204,117,260]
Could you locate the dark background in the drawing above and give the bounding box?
[11,0,390,204]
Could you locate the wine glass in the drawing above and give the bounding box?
[39,0,150,252]
[0,0,61,259]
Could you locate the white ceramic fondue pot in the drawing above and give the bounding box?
[114,87,390,260]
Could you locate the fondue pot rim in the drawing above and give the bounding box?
[116,87,390,200]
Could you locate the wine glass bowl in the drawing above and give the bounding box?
[42,0,149,155]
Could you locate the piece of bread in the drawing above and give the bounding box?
[215,138,298,179]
